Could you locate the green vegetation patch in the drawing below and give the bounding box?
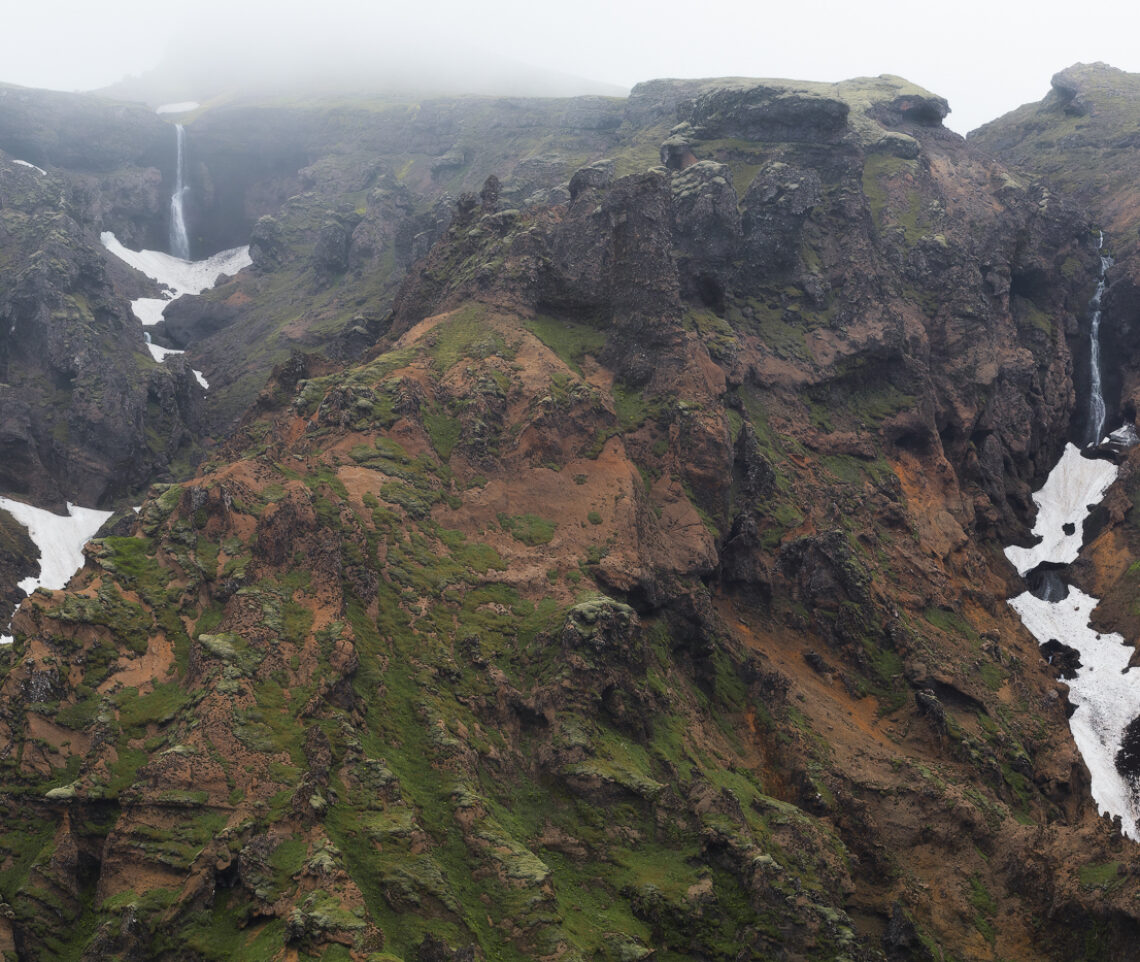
[429,303,510,372]
[523,314,607,376]
[1079,861,1123,891]
[862,152,921,238]
[115,682,191,732]
[497,512,557,546]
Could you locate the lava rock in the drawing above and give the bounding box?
[1040,639,1082,679]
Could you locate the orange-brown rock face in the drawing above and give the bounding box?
[1,73,1138,962]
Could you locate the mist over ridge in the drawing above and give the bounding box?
[97,16,630,107]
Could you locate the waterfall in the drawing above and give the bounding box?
[1000,229,1140,835]
[169,124,190,260]
[1001,233,1140,837]
[1087,230,1112,446]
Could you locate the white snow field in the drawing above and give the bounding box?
[1010,587,1140,837]
[100,231,251,390]
[0,497,112,644]
[146,340,184,362]
[1003,443,1118,576]
[100,232,251,300]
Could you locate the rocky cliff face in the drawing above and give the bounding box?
[0,72,1138,962]
[0,139,204,512]
[973,62,1140,442]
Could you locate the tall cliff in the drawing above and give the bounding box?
[0,72,1137,961]
[0,86,205,519]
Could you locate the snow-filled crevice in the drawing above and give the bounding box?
[1003,233,1140,837]
[1010,587,1140,833]
[100,231,251,392]
[0,497,112,644]
[1003,443,1117,577]
[1005,444,1140,835]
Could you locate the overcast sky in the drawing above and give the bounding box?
[2,0,1135,133]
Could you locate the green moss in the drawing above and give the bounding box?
[497,512,557,546]
[166,892,288,960]
[115,682,190,732]
[685,308,738,361]
[282,600,314,645]
[978,662,1004,691]
[612,384,658,432]
[1013,294,1055,338]
[381,481,439,520]
[51,583,154,655]
[423,407,461,461]
[730,296,810,360]
[105,745,149,797]
[967,874,997,944]
[55,692,101,730]
[523,315,607,376]
[862,153,919,235]
[922,607,980,645]
[429,303,509,372]
[269,837,309,894]
[1079,861,1123,891]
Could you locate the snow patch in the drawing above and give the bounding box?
[1003,443,1117,576]
[0,497,112,644]
[100,232,251,298]
[100,231,252,392]
[12,159,45,175]
[1010,587,1140,837]
[147,341,184,362]
[131,296,172,327]
[156,102,200,114]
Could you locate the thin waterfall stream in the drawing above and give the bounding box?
[4,115,243,646]
[169,123,190,260]
[101,116,251,388]
[1087,230,1112,446]
[1005,233,1140,837]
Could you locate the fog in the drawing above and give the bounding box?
[5,0,1140,132]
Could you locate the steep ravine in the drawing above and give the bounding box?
[3,71,1140,962]
[0,115,255,643]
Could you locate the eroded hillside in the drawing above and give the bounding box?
[1,73,1139,962]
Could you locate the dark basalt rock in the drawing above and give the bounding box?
[1025,562,1071,601]
[0,84,171,173]
[0,509,36,629]
[869,93,950,128]
[249,214,286,270]
[883,902,936,960]
[161,296,243,346]
[416,934,477,962]
[915,689,948,734]
[568,158,615,199]
[671,160,741,302]
[0,70,1132,961]
[1040,639,1082,679]
[1117,714,1140,782]
[561,596,640,662]
[682,84,851,144]
[739,160,821,275]
[312,219,351,277]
